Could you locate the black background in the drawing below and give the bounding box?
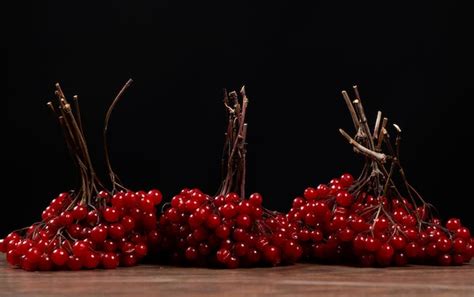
[4,1,473,236]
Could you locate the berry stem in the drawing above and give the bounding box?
[103,79,133,194]
[218,87,249,198]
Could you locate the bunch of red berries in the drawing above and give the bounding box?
[159,189,301,268]
[158,88,302,268]
[290,173,473,266]
[1,83,472,271]
[0,81,163,271]
[288,87,474,266]
[1,189,162,271]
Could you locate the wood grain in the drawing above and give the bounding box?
[1,257,473,297]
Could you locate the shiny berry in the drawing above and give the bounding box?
[51,248,69,266]
[102,252,119,269]
[103,207,120,223]
[446,218,461,231]
[340,173,354,187]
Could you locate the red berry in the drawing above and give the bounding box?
[263,245,281,265]
[121,253,138,267]
[426,242,438,257]
[329,184,342,196]
[98,190,110,200]
[51,248,69,266]
[247,249,261,264]
[121,216,136,233]
[124,192,138,208]
[236,214,252,229]
[465,244,474,261]
[437,254,452,266]
[313,202,329,217]
[453,238,467,253]
[206,214,221,229]
[147,189,163,205]
[139,197,155,213]
[21,257,38,271]
[72,205,87,220]
[249,193,263,206]
[292,197,305,208]
[283,240,303,261]
[350,216,369,232]
[437,237,452,253]
[67,224,82,238]
[216,248,231,264]
[72,241,90,257]
[304,187,318,200]
[185,246,198,261]
[315,184,330,199]
[59,211,74,226]
[6,249,20,266]
[86,210,99,226]
[221,203,238,219]
[234,242,249,257]
[365,236,381,252]
[90,225,108,243]
[82,251,100,269]
[455,227,471,240]
[340,173,354,187]
[390,235,406,250]
[103,240,118,252]
[446,218,461,231]
[67,256,82,271]
[38,254,53,271]
[338,228,355,242]
[376,243,394,265]
[335,191,353,207]
[226,256,240,269]
[135,243,148,258]
[112,193,125,208]
[102,252,119,269]
[451,253,464,265]
[103,207,120,223]
[216,225,231,239]
[373,217,389,233]
[109,224,125,240]
[224,193,240,204]
[142,212,157,230]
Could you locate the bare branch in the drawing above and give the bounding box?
[341,90,360,131]
[339,128,387,162]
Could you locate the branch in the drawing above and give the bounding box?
[339,129,387,162]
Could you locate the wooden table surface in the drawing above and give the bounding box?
[1,257,473,297]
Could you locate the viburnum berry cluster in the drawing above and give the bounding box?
[0,80,162,271]
[288,86,473,266]
[158,88,303,268]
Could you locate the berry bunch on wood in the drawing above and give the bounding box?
[0,80,162,271]
[158,88,302,268]
[288,86,473,266]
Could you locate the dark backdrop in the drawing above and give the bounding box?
[4,1,473,236]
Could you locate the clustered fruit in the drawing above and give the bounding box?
[290,173,473,266]
[289,87,473,266]
[0,81,163,271]
[1,83,472,270]
[0,189,162,271]
[159,89,302,267]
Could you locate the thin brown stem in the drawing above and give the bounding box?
[103,79,133,192]
[341,90,359,131]
[339,129,387,162]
